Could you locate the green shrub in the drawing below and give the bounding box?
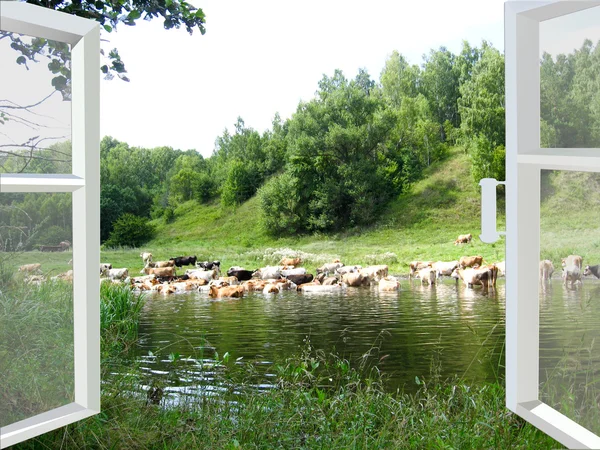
[104,213,155,248]
[258,172,305,235]
[163,207,175,224]
[221,161,261,207]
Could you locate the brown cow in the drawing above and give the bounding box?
[539,260,554,282]
[209,285,245,298]
[280,257,302,266]
[452,268,491,292]
[378,277,400,291]
[147,260,175,268]
[241,280,268,292]
[342,272,369,287]
[480,264,498,288]
[459,255,483,269]
[409,261,433,278]
[262,283,280,294]
[561,255,583,270]
[19,263,41,273]
[417,267,437,286]
[454,234,473,245]
[143,266,175,277]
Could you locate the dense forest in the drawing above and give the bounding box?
[0,37,596,250]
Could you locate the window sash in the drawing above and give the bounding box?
[506,1,600,448]
[0,2,100,448]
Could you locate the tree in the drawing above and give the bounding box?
[457,43,505,183]
[264,69,407,234]
[420,47,461,137]
[380,51,420,108]
[4,0,206,90]
[458,43,505,148]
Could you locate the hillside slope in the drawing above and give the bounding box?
[133,147,505,274]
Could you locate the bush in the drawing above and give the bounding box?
[104,214,155,248]
[258,173,305,235]
[469,135,505,184]
[163,207,175,224]
[221,161,261,207]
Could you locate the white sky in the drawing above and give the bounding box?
[99,0,507,157]
[3,1,600,159]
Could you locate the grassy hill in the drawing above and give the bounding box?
[100,147,505,275]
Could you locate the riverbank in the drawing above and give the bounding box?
[12,344,561,449]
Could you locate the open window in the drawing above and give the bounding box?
[0,2,100,448]
[506,1,600,448]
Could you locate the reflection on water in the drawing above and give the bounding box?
[115,275,600,424]
[119,278,506,403]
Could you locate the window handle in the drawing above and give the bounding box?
[479,178,506,244]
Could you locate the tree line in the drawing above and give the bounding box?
[5,37,597,248]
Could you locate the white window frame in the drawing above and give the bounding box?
[506,1,600,448]
[0,2,100,448]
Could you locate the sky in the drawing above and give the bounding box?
[3,1,600,159]
[97,0,507,157]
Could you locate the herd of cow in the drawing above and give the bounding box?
[540,255,600,289]
[13,234,599,296]
[98,253,398,297]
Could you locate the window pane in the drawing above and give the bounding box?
[0,192,74,427]
[539,169,600,435]
[539,6,600,148]
[0,31,72,174]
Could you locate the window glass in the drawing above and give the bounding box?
[540,6,600,148]
[0,31,72,174]
[539,169,600,434]
[0,192,74,427]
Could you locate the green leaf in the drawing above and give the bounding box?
[194,9,205,20]
[16,55,26,65]
[128,10,141,20]
[415,376,421,385]
[51,75,68,91]
[103,24,113,33]
[101,65,109,74]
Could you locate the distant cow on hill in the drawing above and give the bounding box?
[454,234,472,245]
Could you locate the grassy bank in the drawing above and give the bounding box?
[96,148,506,275]
[12,344,561,449]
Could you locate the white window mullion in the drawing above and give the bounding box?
[71,16,100,414]
[0,174,85,193]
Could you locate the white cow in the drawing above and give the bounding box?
[281,268,307,277]
[432,261,458,278]
[102,267,129,281]
[140,252,153,266]
[254,266,282,280]
[185,269,218,282]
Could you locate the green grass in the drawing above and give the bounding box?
[100,148,506,275]
[12,344,561,450]
[0,268,74,427]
